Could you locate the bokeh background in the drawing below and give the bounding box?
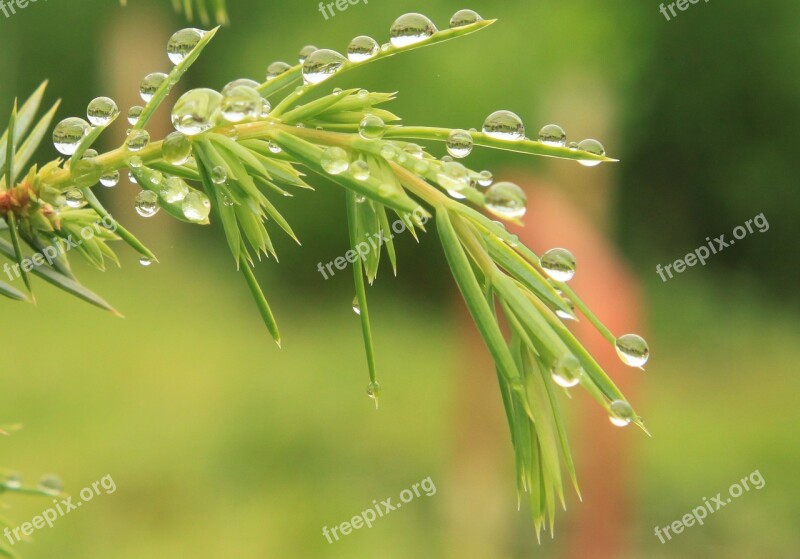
[1,0,798,557]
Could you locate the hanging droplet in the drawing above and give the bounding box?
[450,8,482,27]
[483,110,525,141]
[540,248,576,282]
[268,141,282,154]
[302,48,347,85]
[87,96,119,126]
[359,114,386,140]
[350,160,370,181]
[366,380,381,408]
[126,129,150,152]
[171,88,223,135]
[37,474,63,495]
[64,189,85,208]
[538,124,567,147]
[162,131,192,165]
[135,190,160,217]
[298,44,318,64]
[551,355,583,388]
[128,155,143,169]
[446,129,474,158]
[390,13,437,48]
[266,61,292,81]
[139,257,154,267]
[608,400,635,427]
[220,84,261,122]
[127,105,144,125]
[140,72,168,103]
[554,290,577,320]
[437,161,470,197]
[182,191,211,222]
[477,170,493,187]
[485,181,527,219]
[211,166,228,184]
[160,176,190,203]
[321,147,349,175]
[347,35,379,62]
[352,296,361,315]
[615,334,650,368]
[577,139,606,167]
[100,170,120,188]
[167,28,206,65]
[128,172,138,184]
[52,117,90,155]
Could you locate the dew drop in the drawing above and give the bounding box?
[261,98,272,117]
[100,170,120,188]
[167,28,205,65]
[483,110,525,141]
[350,159,370,180]
[366,380,381,407]
[52,117,90,156]
[222,79,260,93]
[380,145,397,160]
[485,181,527,219]
[568,141,580,150]
[540,248,576,282]
[390,13,437,48]
[81,149,98,160]
[355,195,366,204]
[160,176,189,203]
[615,334,650,368]
[478,170,493,187]
[321,147,349,175]
[446,129,474,158]
[128,155,143,169]
[140,72,168,103]
[298,44,318,63]
[608,399,635,427]
[404,144,423,159]
[347,35,379,62]
[551,354,582,388]
[171,88,223,135]
[352,296,361,315]
[450,9,482,28]
[577,139,606,167]
[221,84,261,122]
[182,191,211,222]
[437,161,470,197]
[266,61,292,81]
[268,141,282,154]
[413,158,429,174]
[87,97,119,126]
[211,165,228,184]
[538,124,567,147]
[127,105,144,125]
[126,129,150,152]
[64,189,85,208]
[139,257,154,267]
[135,190,159,217]
[302,49,347,85]
[4,473,22,489]
[37,474,63,495]
[128,172,138,184]
[359,114,386,140]
[162,131,192,165]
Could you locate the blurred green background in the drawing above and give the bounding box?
[1,0,798,557]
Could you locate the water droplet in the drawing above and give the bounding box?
[261,98,272,117]
[266,61,292,81]
[321,147,349,175]
[182,191,211,222]
[554,290,577,320]
[128,155,143,168]
[4,472,22,489]
[302,49,347,85]
[359,114,386,140]
[615,334,650,368]
[126,129,150,152]
[551,355,582,388]
[140,72,168,103]
[221,84,261,122]
[540,248,576,282]
[450,9,482,27]
[538,124,567,147]
[577,139,606,167]
[347,35,379,62]
[380,43,391,52]
[355,195,366,204]
[162,131,192,165]
[160,176,189,202]
[367,380,381,407]
[403,144,423,159]
[37,474,63,494]
[100,170,120,187]
[437,161,470,197]
[268,141,282,154]
[357,89,370,99]
[483,110,525,141]
[128,171,138,184]
[485,181,527,219]
[568,141,580,150]
[167,28,205,65]
[608,400,635,427]
[135,190,160,217]
[298,44,318,64]
[139,257,154,267]
[52,117,90,155]
[390,13,437,48]
[64,189,85,208]
[222,79,260,94]
[350,160,370,180]
[171,88,223,135]
[211,165,228,184]
[87,96,119,126]
[352,296,361,315]
[413,158,429,174]
[127,105,144,125]
[446,129,473,158]
[478,170,493,187]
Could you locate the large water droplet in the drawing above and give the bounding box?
[348,35,379,62]
[577,139,606,167]
[139,257,154,267]
[126,129,150,152]
[64,189,85,208]
[87,97,119,126]
[221,84,261,122]
[446,129,474,158]
[162,131,192,165]
[450,9,482,28]
[608,400,635,427]
[52,117,90,155]
[37,474,63,495]
[171,88,222,135]
[100,170,120,188]
[211,166,228,184]
[302,49,347,85]
[390,13,437,48]
[321,147,349,175]
[350,160,370,181]
[160,176,189,203]
[140,72,168,103]
[538,124,567,147]
[540,248,576,282]
[298,44,318,64]
[182,191,211,222]
[127,105,144,125]
[167,28,205,65]
[135,190,159,217]
[485,181,527,219]
[615,334,650,368]
[359,114,386,140]
[551,354,582,388]
[266,61,292,81]
[483,110,525,141]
